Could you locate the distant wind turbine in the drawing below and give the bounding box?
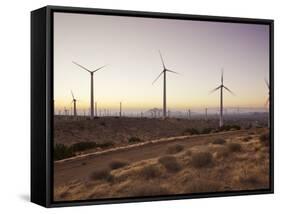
[72,61,106,119]
[264,78,270,107]
[71,90,77,117]
[64,107,68,116]
[152,51,179,119]
[210,69,235,127]
[264,78,270,128]
[119,102,122,117]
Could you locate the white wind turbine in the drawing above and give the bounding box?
[210,69,235,127]
[152,51,179,119]
[264,78,270,128]
[71,90,77,117]
[72,61,106,119]
[264,78,270,107]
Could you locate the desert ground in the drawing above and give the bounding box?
[53,116,270,201]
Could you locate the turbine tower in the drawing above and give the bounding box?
[152,51,179,119]
[71,90,77,117]
[119,102,122,117]
[72,61,106,119]
[210,69,235,127]
[95,102,98,117]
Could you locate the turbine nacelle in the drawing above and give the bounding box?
[72,61,107,74]
[152,51,179,85]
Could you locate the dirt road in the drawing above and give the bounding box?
[54,130,248,188]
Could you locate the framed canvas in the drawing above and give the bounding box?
[31,5,274,207]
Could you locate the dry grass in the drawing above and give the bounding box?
[227,142,242,153]
[89,168,114,182]
[126,182,171,197]
[184,179,221,193]
[54,128,270,201]
[190,151,213,168]
[158,156,182,173]
[238,166,265,187]
[166,144,184,154]
[259,132,269,147]
[109,160,129,170]
[139,165,161,180]
[212,138,226,145]
[215,147,230,159]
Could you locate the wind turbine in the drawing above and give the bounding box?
[152,51,179,119]
[264,78,270,107]
[71,90,77,117]
[119,102,122,117]
[210,69,235,127]
[264,78,270,128]
[72,61,106,119]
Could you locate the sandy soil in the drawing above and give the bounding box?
[54,128,270,201]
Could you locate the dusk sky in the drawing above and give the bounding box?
[54,12,269,113]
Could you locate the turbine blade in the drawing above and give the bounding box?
[71,90,74,100]
[221,68,224,84]
[72,61,91,73]
[166,69,179,74]
[223,86,235,95]
[152,71,164,84]
[209,86,221,94]
[93,65,107,73]
[264,78,269,89]
[265,97,269,107]
[159,50,165,69]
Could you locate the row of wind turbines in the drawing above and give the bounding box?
[63,51,269,128]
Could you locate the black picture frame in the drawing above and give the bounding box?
[31,5,274,208]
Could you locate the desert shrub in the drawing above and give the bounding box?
[100,121,106,127]
[158,156,182,173]
[185,150,193,156]
[139,165,160,180]
[201,127,213,134]
[130,183,171,196]
[231,125,241,130]
[166,144,184,154]
[54,144,74,160]
[242,136,253,142]
[99,141,114,148]
[227,142,242,152]
[90,168,113,182]
[212,138,226,145]
[219,125,241,132]
[128,136,142,143]
[183,128,200,135]
[109,160,129,170]
[259,132,269,146]
[72,141,97,152]
[191,152,213,168]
